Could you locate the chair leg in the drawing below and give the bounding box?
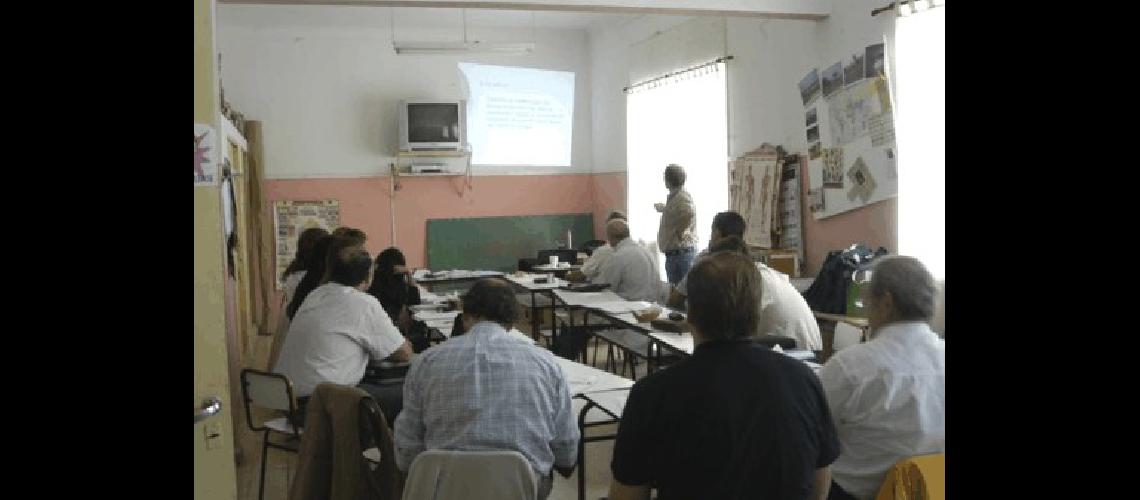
[591,336,601,367]
[259,431,270,500]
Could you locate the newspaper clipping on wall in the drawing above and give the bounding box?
[274,200,340,289]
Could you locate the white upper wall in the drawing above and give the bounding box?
[218,5,594,178]
[588,0,893,172]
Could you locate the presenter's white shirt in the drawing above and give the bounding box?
[818,322,945,499]
[274,283,407,396]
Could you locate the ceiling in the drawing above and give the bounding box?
[218,4,643,31]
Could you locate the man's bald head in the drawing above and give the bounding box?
[606,219,630,247]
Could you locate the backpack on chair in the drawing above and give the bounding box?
[803,244,888,315]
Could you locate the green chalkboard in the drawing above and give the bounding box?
[427,214,595,272]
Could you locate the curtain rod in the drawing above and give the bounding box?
[623,55,734,94]
[873,0,940,16]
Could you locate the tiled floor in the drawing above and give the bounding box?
[234,330,646,500]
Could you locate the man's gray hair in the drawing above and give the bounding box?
[605,219,630,241]
[869,255,936,322]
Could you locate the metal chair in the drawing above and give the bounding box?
[240,369,303,500]
[401,450,539,500]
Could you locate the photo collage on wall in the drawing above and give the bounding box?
[798,42,886,162]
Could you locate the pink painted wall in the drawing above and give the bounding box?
[589,172,626,239]
[263,168,892,285]
[800,164,898,277]
[264,173,616,270]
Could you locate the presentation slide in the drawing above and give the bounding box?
[459,62,575,167]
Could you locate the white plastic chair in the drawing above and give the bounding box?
[401,450,539,500]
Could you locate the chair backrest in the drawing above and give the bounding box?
[359,397,403,499]
[240,368,299,434]
[874,453,945,500]
[401,450,538,500]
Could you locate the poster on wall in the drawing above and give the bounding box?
[194,123,218,186]
[798,69,822,106]
[865,43,886,79]
[729,149,781,248]
[821,148,845,188]
[274,200,340,289]
[821,62,844,98]
[798,42,898,221]
[777,157,803,252]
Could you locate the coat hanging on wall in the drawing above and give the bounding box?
[221,161,239,279]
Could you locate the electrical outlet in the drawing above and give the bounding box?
[205,422,223,450]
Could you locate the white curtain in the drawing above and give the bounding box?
[890,5,945,281]
[626,63,729,277]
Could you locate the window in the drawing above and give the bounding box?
[626,63,728,276]
[892,5,945,280]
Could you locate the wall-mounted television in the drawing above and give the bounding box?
[398,99,466,151]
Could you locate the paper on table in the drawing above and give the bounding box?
[415,311,461,321]
[589,301,654,314]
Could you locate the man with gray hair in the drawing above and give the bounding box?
[818,256,945,500]
[594,219,662,302]
[654,164,698,285]
[571,210,627,281]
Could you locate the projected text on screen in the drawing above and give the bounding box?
[459,62,575,167]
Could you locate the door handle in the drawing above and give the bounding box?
[194,396,223,424]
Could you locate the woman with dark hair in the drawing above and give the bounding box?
[281,227,331,306]
[285,235,339,320]
[367,247,427,351]
[269,227,330,371]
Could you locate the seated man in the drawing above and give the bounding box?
[818,256,945,500]
[568,210,627,282]
[668,211,822,350]
[593,219,662,302]
[274,238,413,425]
[610,251,839,500]
[394,278,579,499]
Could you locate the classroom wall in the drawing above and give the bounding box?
[588,3,898,276]
[219,5,620,273]
[217,5,593,177]
[264,173,608,269]
[798,0,897,276]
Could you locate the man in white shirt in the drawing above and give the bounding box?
[573,211,626,281]
[594,219,662,303]
[817,256,945,500]
[668,211,822,350]
[275,238,413,425]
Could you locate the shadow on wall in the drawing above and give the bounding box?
[358,94,394,156]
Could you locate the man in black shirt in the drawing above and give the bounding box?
[609,251,840,500]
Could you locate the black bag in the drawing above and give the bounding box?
[407,319,432,353]
[552,326,592,361]
[803,244,889,314]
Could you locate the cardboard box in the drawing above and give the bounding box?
[767,251,799,278]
